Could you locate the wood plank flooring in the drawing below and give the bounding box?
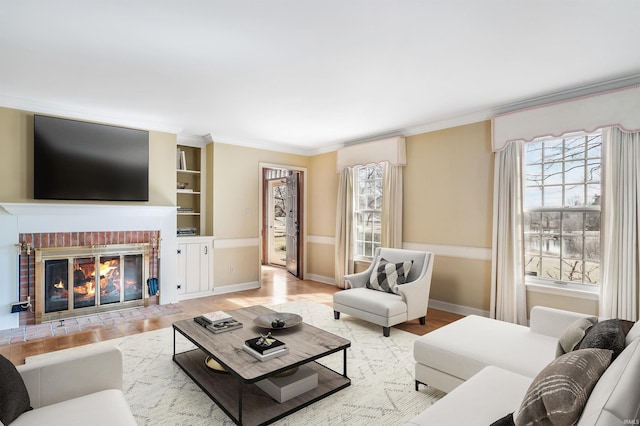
[0,265,462,366]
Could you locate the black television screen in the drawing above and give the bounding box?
[34,115,149,202]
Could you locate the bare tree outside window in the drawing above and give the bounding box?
[354,163,383,258]
[523,134,601,285]
[273,184,287,218]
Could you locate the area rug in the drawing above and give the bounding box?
[26,300,444,425]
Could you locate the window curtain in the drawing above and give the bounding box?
[600,128,640,321]
[490,141,527,325]
[381,162,403,248]
[334,167,354,289]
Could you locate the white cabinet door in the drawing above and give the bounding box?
[177,237,213,296]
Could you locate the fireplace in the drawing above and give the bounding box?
[35,243,150,323]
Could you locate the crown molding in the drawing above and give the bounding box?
[492,73,640,116]
[176,133,209,147]
[0,94,183,134]
[5,73,640,157]
[210,133,313,156]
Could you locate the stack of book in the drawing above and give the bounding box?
[194,311,243,334]
[177,227,197,236]
[243,335,288,361]
[177,206,194,213]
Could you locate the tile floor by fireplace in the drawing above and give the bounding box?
[0,303,182,345]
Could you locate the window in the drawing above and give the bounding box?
[523,133,602,286]
[354,163,383,258]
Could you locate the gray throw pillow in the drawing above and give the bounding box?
[556,316,598,357]
[0,354,32,424]
[490,412,515,426]
[515,348,612,426]
[578,318,626,360]
[366,257,413,294]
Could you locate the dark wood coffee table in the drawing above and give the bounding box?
[172,305,351,426]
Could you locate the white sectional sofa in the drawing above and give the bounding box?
[4,346,136,426]
[409,306,640,425]
[413,306,590,392]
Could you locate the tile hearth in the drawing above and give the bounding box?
[0,303,182,345]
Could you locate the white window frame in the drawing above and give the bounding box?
[522,133,602,295]
[353,163,383,260]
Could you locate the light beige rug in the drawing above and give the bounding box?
[27,300,444,425]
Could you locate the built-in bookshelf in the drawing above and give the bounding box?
[176,144,205,236]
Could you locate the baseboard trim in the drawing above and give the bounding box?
[177,291,215,301]
[212,281,260,295]
[428,299,489,317]
[305,273,336,286]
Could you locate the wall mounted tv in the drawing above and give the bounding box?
[34,115,149,202]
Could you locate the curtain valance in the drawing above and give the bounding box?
[492,85,640,152]
[336,136,406,171]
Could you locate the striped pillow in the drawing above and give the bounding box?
[366,257,413,294]
[515,348,612,426]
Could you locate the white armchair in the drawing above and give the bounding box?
[8,346,137,426]
[333,248,434,337]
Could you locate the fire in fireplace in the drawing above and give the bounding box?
[36,244,149,323]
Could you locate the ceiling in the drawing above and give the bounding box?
[1,1,640,155]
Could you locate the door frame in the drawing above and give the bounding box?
[266,178,286,267]
[258,163,307,283]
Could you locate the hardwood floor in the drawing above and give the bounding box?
[0,265,462,366]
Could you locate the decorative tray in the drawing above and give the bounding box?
[253,312,302,329]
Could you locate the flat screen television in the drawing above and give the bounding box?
[34,115,149,202]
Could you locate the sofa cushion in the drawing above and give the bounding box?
[0,354,32,425]
[515,348,612,426]
[366,257,412,294]
[333,287,406,317]
[556,316,598,357]
[407,366,531,426]
[10,389,136,426]
[413,315,558,383]
[579,318,626,359]
[577,338,640,425]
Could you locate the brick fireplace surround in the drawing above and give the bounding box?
[18,230,160,326]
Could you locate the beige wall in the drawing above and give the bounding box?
[0,107,176,206]
[305,151,339,280]
[307,151,338,236]
[404,121,494,247]
[306,243,334,279]
[205,143,215,236]
[0,108,31,202]
[527,291,599,316]
[403,121,494,312]
[211,142,308,288]
[149,131,178,206]
[214,245,260,286]
[212,143,307,239]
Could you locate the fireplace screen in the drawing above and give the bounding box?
[124,254,143,301]
[45,259,69,313]
[74,257,97,309]
[37,244,148,322]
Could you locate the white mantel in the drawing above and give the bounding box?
[0,202,178,330]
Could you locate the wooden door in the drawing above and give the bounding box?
[285,173,300,277]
